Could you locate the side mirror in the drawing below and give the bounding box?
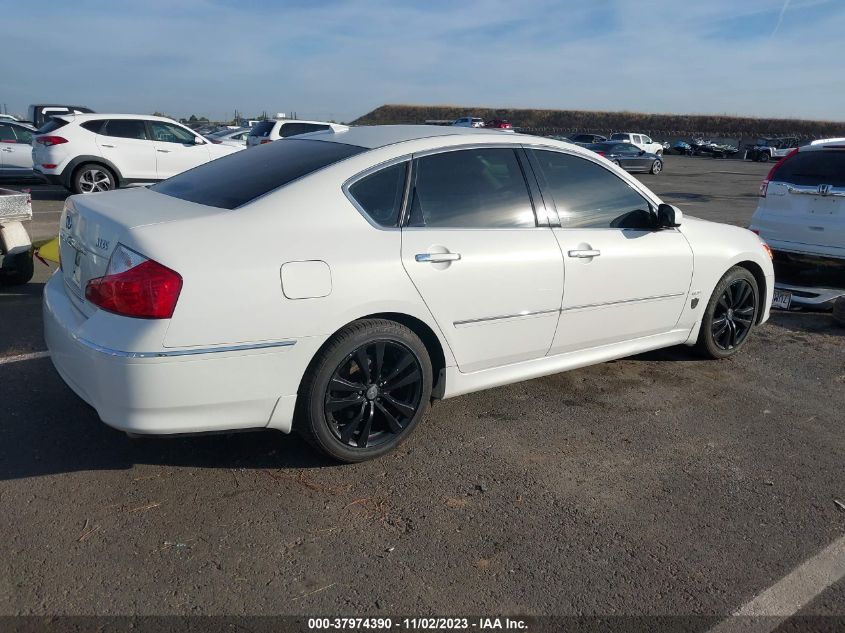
[657,204,683,228]
[639,150,646,155]
[194,136,204,145]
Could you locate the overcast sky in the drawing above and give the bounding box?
[2,0,843,123]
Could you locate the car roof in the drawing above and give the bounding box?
[313,124,519,149]
[54,113,179,123]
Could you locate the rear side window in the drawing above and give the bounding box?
[81,120,106,133]
[407,148,536,228]
[36,119,67,134]
[347,162,407,227]
[102,119,148,140]
[152,138,365,209]
[530,149,653,229]
[0,124,15,142]
[249,121,275,137]
[774,150,845,187]
[280,123,330,138]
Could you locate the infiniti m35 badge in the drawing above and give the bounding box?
[96,238,110,250]
[818,184,833,196]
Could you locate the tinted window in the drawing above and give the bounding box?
[774,150,845,187]
[81,120,106,134]
[103,119,148,140]
[614,144,640,154]
[249,121,275,137]
[530,150,653,229]
[149,121,195,143]
[152,139,365,209]
[280,123,330,138]
[348,162,407,227]
[36,119,67,134]
[408,149,535,228]
[610,133,626,141]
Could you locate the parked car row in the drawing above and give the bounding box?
[452,116,513,130]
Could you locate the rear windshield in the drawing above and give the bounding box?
[151,138,366,209]
[36,119,68,134]
[249,121,275,137]
[609,133,627,140]
[774,150,845,187]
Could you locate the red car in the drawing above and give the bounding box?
[485,119,513,130]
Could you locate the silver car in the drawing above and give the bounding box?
[0,121,37,179]
[206,127,251,148]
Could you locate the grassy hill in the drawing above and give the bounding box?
[353,104,845,140]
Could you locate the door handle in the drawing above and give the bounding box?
[415,252,461,263]
[568,249,601,258]
[100,144,114,148]
[157,149,170,153]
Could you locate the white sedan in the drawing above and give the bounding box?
[44,126,774,462]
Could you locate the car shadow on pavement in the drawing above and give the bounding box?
[768,310,844,337]
[0,356,334,481]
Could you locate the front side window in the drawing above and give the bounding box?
[149,121,196,144]
[408,148,536,228]
[348,162,407,227]
[280,123,330,138]
[103,119,148,140]
[643,136,652,144]
[530,149,654,229]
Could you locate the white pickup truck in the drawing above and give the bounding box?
[609,132,664,156]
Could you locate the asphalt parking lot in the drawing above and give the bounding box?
[1,157,843,623]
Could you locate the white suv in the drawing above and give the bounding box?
[32,114,241,194]
[245,119,347,148]
[609,133,664,156]
[750,140,845,309]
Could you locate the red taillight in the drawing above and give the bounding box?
[260,139,272,144]
[36,136,68,147]
[596,151,606,157]
[85,246,182,319]
[759,148,799,197]
[41,163,58,169]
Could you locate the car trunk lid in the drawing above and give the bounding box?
[59,187,221,316]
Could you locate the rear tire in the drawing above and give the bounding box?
[72,163,116,194]
[296,319,433,463]
[758,153,770,163]
[695,267,760,359]
[0,251,34,285]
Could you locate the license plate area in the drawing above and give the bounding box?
[772,289,792,310]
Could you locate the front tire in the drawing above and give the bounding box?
[695,267,759,359]
[650,159,663,175]
[72,163,116,194]
[296,319,433,462]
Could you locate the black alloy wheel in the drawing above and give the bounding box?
[696,266,759,359]
[325,339,424,449]
[710,279,756,350]
[297,319,433,462]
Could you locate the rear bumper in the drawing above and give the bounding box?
[775,282,845,309]
[43,272,313,435]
